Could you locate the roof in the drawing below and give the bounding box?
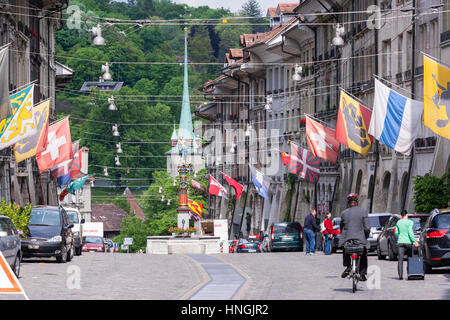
[229,48,243,59]
[276,3,298,15]
[124,187,146,221]
[266,8,277,17]
[91,204,129,232]
[245,17,297,49]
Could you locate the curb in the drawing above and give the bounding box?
[179,254,211,300]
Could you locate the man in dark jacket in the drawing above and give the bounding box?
[304,208,320,255]
[339,193,370,281]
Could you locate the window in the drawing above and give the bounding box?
[382,40,391,78]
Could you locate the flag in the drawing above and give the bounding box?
[221,172,243,200]
[249,165,270,200]
[50,141,80,187]
[191,179,206,192]
[306,116,340,163]
[423,55,450,139]
[0,84,36,150]
[208,175,228,199]
[188,199,203,217]
[369,79,424,155]
[278,150,291,165]
[67,174,92,194]
[13,100,50,163]
[36,117,72,173]
[59,188,69,202]
[0,47,11,122]
[336,90,373,156]
[289,142,321,184]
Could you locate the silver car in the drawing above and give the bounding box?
[0,216,21,277]
[367,213,393,252]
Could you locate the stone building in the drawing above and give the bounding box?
[0,0,72,206]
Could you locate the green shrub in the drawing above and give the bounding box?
[412,171,450,213]
[0,199,32,237]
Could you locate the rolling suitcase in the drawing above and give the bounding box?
[407,246,425,280]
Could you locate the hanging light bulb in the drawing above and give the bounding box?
[90,180,94,187]
[245,123,252,137]
[91,24,105,46]
[108,96,117,111]
[230,143,236,153]
[292,64,303,81]
[158,186,162,193]
[264,95,273,112]
[167,199,171,206]
[116,142,123,153]
[332,23,345,47]
[112,124,120,137]
[173,179,177,186]
[161,195,165,202]
[114,155,121,166]
[101,62,112,81]
[103,167,109,176]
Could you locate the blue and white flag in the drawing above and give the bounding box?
[368,79,423,155]
[250,165,270,200]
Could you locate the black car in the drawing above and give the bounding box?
[0,215,21,276]
[22,206,74,263]
[420,208,450,273]
[377,213,429,260]
[236,238,261,253]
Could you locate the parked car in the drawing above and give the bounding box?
[82,236,105,252]
[367,213,393,252]
[377,213,429,260]
[420,208,450,273]
[0,215,21,276]
[330,217,342,253]
[236,238,261,253]
[268,222,303,252]
[22,206,74,263]
[64,207,85,256]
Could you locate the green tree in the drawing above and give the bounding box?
[0,200,32,237]
[241,0,262,17]
[412,171,450,213]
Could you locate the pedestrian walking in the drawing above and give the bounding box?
[395,210,419,280]
[304,208,320,255]
[323,212,334,255]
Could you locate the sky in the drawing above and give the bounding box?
[172,0,286,14]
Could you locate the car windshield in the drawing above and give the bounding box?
[66,210,79,224]
[433,214,450,229]
[84,237,103,244]
[248,238,260,243]
[369,215,391,228]
[409,216,428,231]
[274,223,300,234]
[29,210,61,226]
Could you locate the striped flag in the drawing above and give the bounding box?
[188,199,203,218]
[288,142,321,184]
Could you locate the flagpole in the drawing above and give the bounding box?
[8,80,38,95]
[238,165,251,239]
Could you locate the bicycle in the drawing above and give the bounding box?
[344,240,365,293]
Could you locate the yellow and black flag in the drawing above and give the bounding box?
[423,55,450,140]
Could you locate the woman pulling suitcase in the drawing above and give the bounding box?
[395,210,419,280]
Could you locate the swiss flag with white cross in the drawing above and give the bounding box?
[36,117,73,173]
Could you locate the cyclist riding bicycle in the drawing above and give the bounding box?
[339,193,370,281]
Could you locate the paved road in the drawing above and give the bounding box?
[3,251,449,300]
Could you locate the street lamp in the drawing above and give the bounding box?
[264,95,273,112]
[108,96,117,110]
[116,142,122,153]
[292,64,302,81]
[332,23,345,47]
[114,156,121,166]
[245,123,252,137]
[158,186,163,193]
[91,24,105,46]
[103,167,108,176]
[102,63,112,81]
[112,124,120,137]
[173,179,177,186]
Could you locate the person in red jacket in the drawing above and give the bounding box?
[323,212,334,255]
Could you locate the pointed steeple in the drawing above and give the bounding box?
[177,28,194,145]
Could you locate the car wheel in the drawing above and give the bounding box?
[388,241,397,261]
[377,244,386,260]
[56,246,67,263]
[12,253,20,277]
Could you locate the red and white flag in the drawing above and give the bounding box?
[221,172,243,200]
[36,117,72,173]
[209,175,228,199]
[306,116,340,164]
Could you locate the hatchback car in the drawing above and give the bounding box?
[367,213,393,252]
[377,213,429,260]
[268,222,303,252]
[0,215,21,276]
[21,206,74,263]
[82,236,105,252]
[420,208,450,273]
[236,238,261,253]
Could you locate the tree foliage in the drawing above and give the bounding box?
[412,171,450,213]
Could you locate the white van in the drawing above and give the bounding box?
[63,207,85,255]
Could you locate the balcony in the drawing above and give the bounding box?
[415,136,437,150]
[396,72,403,83]
[441,30,450,44]
[403,70,412,81]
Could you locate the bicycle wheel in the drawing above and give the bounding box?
[352,274,358,293]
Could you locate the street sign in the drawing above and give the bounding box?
[114,242,119,248]
[123,238,133,245]
[121,244,128,251]
[0,251,28,299]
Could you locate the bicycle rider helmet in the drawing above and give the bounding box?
[347,193,359,203]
